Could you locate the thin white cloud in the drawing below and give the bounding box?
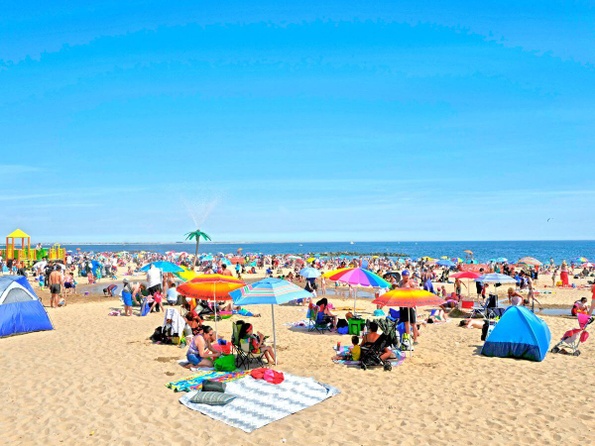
[0,164,43,175]
[0,193,62,202]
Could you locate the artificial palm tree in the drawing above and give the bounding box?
[185,229,212,267]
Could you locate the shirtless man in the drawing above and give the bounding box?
[48,266,64,308]
[219,263,233,277]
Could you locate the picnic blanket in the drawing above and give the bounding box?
[179,373,340,432]
[166,370,250,392]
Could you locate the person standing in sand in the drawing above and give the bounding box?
[560,261,569,286]
[146,264,162,296]
[49,266,64,308]
[588,284,595,318]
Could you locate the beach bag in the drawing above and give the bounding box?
[337,326,349,335]
[213,354,236,372]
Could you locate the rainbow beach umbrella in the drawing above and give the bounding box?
[326,267,391,314]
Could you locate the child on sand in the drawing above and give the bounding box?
[332,336,361,361]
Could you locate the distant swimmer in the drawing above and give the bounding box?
[547,218,553,222]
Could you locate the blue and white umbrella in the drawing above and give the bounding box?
[140,261,184,273]
[476,273,516,284]
[230,278,313,365]
[299,267,321,279]
[436,259,455,267]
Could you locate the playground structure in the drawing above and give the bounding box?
[1,229,65,264]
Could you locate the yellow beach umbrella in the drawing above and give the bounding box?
[176,266,198,282]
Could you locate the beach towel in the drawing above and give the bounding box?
[166,370,250,393]
[179,373,340,432]
[140,298,151,316]
[284,319,310,328]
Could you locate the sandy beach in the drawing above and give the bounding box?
[2,271,595,446]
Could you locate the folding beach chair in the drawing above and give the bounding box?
[307,306,331,334]
[468,294,498,319]
[231,320,265,369]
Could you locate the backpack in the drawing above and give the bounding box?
[337,318,348,329]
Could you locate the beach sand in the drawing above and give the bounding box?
[2,271,595,445]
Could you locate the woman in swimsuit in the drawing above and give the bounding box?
[185,325,221,369]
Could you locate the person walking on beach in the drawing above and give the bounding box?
[520,270,542,310]
[454,277,466,299]
[475,268,485,299]
[49,266,64,308]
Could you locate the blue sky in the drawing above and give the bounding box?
[1,1,594,243]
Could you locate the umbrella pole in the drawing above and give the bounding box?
[271,304,277,365]
[353,288,357,316]
[213,285,218,336]
[409,307,414,356]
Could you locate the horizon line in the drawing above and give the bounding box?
[35,239,595,245]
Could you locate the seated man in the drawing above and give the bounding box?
[165,282,179,305]
[361,321,396,361]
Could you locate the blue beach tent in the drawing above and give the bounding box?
[0,276,53,338]
[481,306,551,362]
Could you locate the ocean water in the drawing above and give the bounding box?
[59,240,595,264]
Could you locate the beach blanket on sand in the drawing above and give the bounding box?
[166,370,250,392]
[285,319,310,328]
[179,373,340,432]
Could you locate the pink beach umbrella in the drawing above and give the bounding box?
[326,267,391,315]
[450,271,481,300]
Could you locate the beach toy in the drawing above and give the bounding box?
[84,291,89,295]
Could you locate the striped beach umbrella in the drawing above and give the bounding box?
[231,278,312,364]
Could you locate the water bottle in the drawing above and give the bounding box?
[337,341,341,351]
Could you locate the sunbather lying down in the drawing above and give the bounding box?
[459,319,484,329]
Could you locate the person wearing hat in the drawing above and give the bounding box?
[122,278,134,316]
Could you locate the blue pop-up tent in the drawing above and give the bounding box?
[0,276,53,338]
[481,306,551,361]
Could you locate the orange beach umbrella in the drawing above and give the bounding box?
[177,274,245,333]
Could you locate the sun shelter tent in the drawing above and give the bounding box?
[481,306,551,362]
[0,275,53,337]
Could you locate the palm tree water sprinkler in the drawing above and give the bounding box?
[185,229,212,268]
